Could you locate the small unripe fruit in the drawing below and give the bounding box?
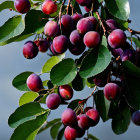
[104,83,121,100]
[132,110,140,126]
[59,85,73,100]
[84,31,100,48]
[35,39,49,53]
[44,21,59,37]
[77,18,94,35]
[53,35,68,54]
[86,109,100,126]
[106,19,118,30]
[42,0,57,15]
[108,29,126,49]
[76,0,91,6]
[64,126,78,140]
[14,0,31,14]
[46,93,61,110]
[23,41,39,59]
[61,108,77,126]
[77,114,90,130]
[27,73,43,92]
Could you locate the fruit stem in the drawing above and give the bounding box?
[59,1,64,33]
[66,0,71,14]
[128,27,140,34]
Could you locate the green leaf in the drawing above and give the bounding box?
[10,111,49,140]
[71,0,82,14]
[72,73,86,91]
[80,36,111,78]
[98,0,103,3]
[0,1,16,12]
[12,71,33,91]
[116,19,128,30]
[94,90,110,122]
[43,80,49,87]
[57,127,65,140]
[50,122,62,139]
[68,99,81,110]
[0,15,25,46]
[128,37,140,48]
[8,102,46,128]
[86,77,95,88]
[38,118,61,134]
[39,94,49,104]
[50,58,77,86]
[42,54,65,73]
[105,0,130,21]
[19,92,39,106]
[88,134,99,140]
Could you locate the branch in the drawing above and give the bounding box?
[66,0,71,14]
[128,27,140,34]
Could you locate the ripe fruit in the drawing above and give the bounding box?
[104,83,121,100]
[106,19,118,30]
[35,39,49,53]
[132,110,140,126]
[77,114,90,130]
[111,48,123,57]
[46,93,61,110]
[59,85,73,100]
[42,0,57,15]
[76,127,85,138]
[70,30,82,45]
[53,35,68,54]
[86,109,100,126]
[77,18,94,35]
[84,31,100,48]
[61,108,77,126]
[76,0,91,6]
[87,16,97,26]
[93,76,107,87]
[72,13,83,25]
[14,0,31,14]
[108,29,126,49]
[23,41,39,59]
[49,43,58,55]
[27,73,43,92]
[64,126,78,140]
[69,43,86,56]
[44,21,59,37]
[84,6,91,12]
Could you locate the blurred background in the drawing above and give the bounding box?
[0,0,140,139]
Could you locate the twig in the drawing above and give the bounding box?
[128,27,140,34]
[66,0,71,14]
[59,2,64,32]
[96,11,106,35]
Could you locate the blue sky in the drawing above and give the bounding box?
[0,0,140,140]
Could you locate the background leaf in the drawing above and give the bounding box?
[0,1,16,12]
[68,99,81,110]
[88,134,99,140]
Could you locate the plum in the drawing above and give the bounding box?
[42,0,57,15]
[27,73,43,92]
[70,30,82,45]
[72,13,83,27]
[76,0,91,6]
[86,109,100,126]
[61,108,77,126]
[77,18,94,35]
[49,43,58,55]
[108,29,126,49]
[59,85,73,100]
[111,48,123,57]
[46,93,61,110]
[23,41,38,59]
[86,16,97,27]
[84,31,100,48]
[14,0,31,14]
[44,21,59,37]
[104,83,121,100]
[106,19,118,30]
[132,110,140,126]
[53,35,68,54]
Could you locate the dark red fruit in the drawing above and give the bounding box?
[93,76,107,87]
[108,29,126,49]
[23,41,39,59]
[86,109,100,126]
[77,18,94,35]
[72,13,83,26]
[53,35,68,54]
[84,6,91,12]
[14,0,31,14]
[64,126,78,140]
[87,16,97,26]
[84,107,93,113]
[27,73,43,92]
[104,83,121,100]
[61,108,77,126]
[76,0,91,6]
[76,127,85,138]
[106,19,118,30]
[46,93,61,110]
[84,31,100,48]
[132,110,140,126]
[35,39,49,53]
[77,114,90,130]
[49,43,58,55]
[111,48,123,57]
[70,30,82,45]
[44,21,59,37]
[42,0,57,15]
[59,85,73,100]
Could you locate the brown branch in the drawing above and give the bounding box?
[59,2,64,31]
[128,27,140,34]
[96,11,106,35]
[66,0,71,14]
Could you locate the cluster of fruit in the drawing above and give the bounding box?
[14,0,140,139]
